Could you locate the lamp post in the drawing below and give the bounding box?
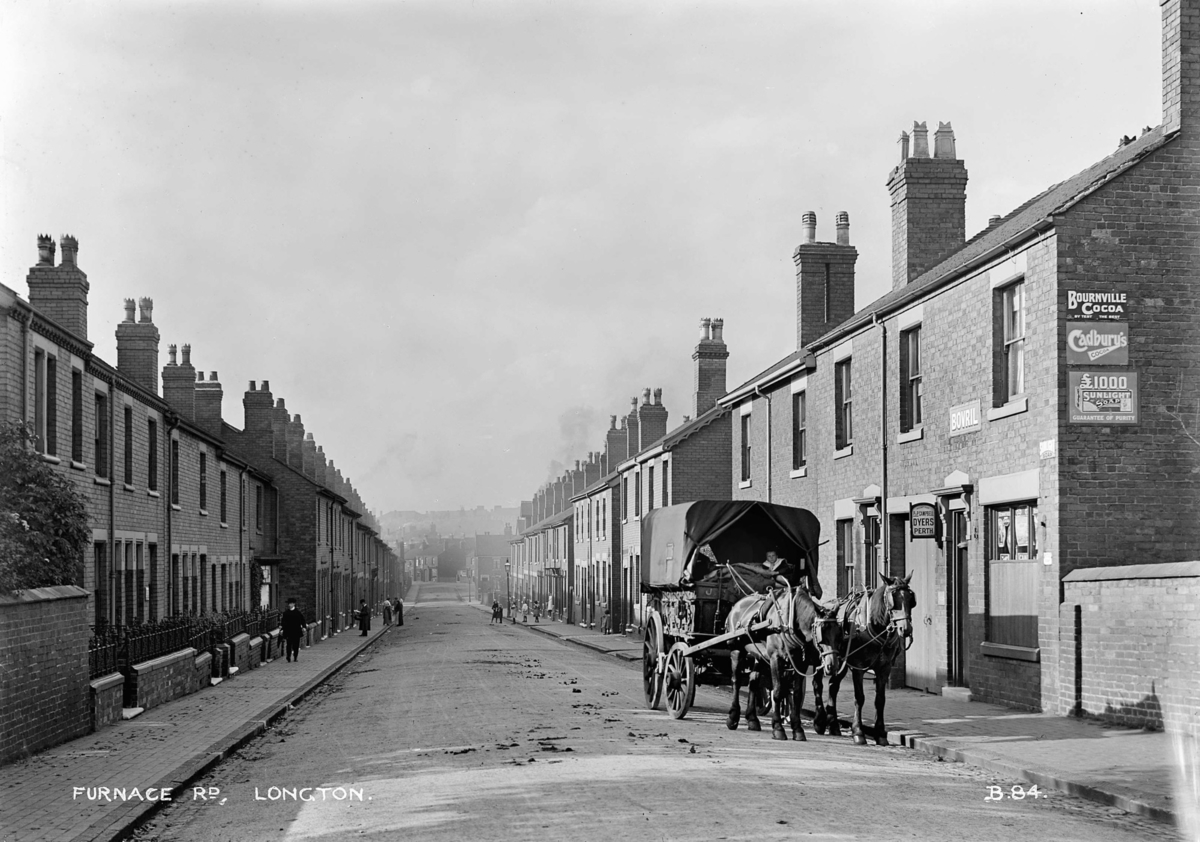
[505,560,512,624]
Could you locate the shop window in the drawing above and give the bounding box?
[994,281,1026,405]
[986,502,1039,649]
[835,359,853,449]
[900,326,922,432]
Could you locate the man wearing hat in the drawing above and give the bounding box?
[281,598,306,663]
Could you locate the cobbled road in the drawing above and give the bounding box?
[131,583,1179,842]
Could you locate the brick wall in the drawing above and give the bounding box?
[123,648,199,710]
[90,672,124,731]
[0,586,91,765]
[1060,563,1200,731]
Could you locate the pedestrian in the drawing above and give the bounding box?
[491,599,502,624]
[357,600,371,636]
[383,599,393,626]
[395,597,404,626]
[521,600,529,623]
[281,598,306,662]
[532,600,540,623]
[601,602,611,635]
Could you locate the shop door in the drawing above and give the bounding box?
[905,529,939,693]
[947,510,970,687]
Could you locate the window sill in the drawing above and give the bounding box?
[833,445,854,460]
[789,466,807,479]
[147,490,160,498]
[220,522,229,529]
[897,427,923,444]
[170,503,181,512]
[41,454,61,465]
[980,641,1040,663]
[987,397,1028,422]
[738,479,753,489]
[70,460,86,471]
[124,483,136,492]
[199,510,209,517]
[94,477,111,486]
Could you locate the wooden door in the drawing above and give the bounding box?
[905,528,940,693]
[948,510,971,687]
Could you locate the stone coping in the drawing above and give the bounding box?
[0,584,90,604]
[130,647,196,673]
[1063,560,1200,582]
[90,671,124,692]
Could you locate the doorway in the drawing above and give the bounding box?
[905,522,939,693]
[947,509,970,687]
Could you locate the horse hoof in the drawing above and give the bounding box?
[876,736,890,747]
[772,730,788,741]
[747,720,761,732]
[793,731,806,742]
[726,719,739,731]
[830,725,842,737]
[853,734,868,746]
[814,722,827,735]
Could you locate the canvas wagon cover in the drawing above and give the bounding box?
[640,501,821,588]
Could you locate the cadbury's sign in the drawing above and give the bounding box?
[1065,322,1128,365]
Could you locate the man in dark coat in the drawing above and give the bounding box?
[394,597,404,626]
[357,600,370,636]
[281,598,306,662]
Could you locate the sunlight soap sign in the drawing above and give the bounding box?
[1069,371,1138,424]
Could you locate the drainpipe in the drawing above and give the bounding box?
[753,387,772,503]
[19,310,29,427]
[237,466,246,611]
[874,314,890,574]
[108,375,115,624]
[166,413,179,617]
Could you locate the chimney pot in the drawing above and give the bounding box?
[897,131,910,163]
[249,381,257,391]
[701,317,712,340]
[653,387,662,405]
[276,398,286,409]
[801,211,817,244]
[36,235,56,266]
[261,380,270,391]
[168,344,178,366]
[138,297,153,323]
[643,388,651,405]
[988,215,1003,228]
[712,318,724,342]
[210,371,218,381]
[933,121,957,159]
[196,370,204,382]
[911,122,930,157]
[181,344,191,366]
[610,414,617,429]
[123,299,136,323]
[60,235,78,267]
[835,211,850,246]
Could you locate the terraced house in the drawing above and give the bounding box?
[721,0,1200,725]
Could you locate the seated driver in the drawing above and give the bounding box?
[763,549,798,589]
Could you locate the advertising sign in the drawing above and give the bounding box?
[1066,322,1129,364]
[910,503,938,540]
[948,400,981,437]
[1067,290,1128,321]
[1069,371,1138,424]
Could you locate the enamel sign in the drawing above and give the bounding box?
[1066,322,1129,365]
[1069,371,1138,424]
[1066,290,1127,321]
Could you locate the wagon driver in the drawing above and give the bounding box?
[763,549,822,599]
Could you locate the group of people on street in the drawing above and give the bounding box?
[278,594,406,660]
[488,598,543,624]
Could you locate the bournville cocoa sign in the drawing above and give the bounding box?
[1066,290,1127,321]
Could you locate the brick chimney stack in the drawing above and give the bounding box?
[625,398,640,458]
[1162,0,1200,134]
[162,343,197,420]
[271,398,289,461]
[693,316,729,416]
[315,445,329,487]
[887,121,968,289]
[194,371,224,436]
[243,380,274,437]
[116,297,160,395]
[287,414,305,469]
[584,452,601,488]
[604,415,625,474]
[638,387,668,449]
[302,433,317,479]
[27,234,91,341]
[794,212,858,350]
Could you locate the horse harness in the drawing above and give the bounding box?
[833,582,915,671]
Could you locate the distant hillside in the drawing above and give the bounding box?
[379,505,519,541]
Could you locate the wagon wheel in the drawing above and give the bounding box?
[664,642,697,720]
[643,611,665,710]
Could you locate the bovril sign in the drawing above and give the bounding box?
[948,399,981,437]
[1065,322,1128,365]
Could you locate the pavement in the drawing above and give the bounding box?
[0,605,401,842]
[472,598,1193,830]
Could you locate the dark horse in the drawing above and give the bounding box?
[725,587,842,741]
[813,573,916,746]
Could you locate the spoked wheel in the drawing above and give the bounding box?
[664,642,697,720]
[643,612,664,710]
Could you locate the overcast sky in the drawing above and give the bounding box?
[0,1,1163,515]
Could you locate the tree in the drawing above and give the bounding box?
[0,422,90,592]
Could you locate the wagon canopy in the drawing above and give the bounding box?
[640,500,821,588]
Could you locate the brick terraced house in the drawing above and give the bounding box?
[720,0,1200,725]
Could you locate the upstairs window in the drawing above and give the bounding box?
[94,392,108,477]
[199,453,207,511]
[647,465,655,512]
[900,327,922,432]
[170,439,180,505]
[996,281,1026,404]
[634,471,641,517]
[835,359,853,449]
[740,413,752,482]
[219,470,227,523]
[71,370,83,463]
[123,406,133,485]
[147,419,157,490]
[791,391,807,469]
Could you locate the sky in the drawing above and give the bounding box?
[0,0,1164,516]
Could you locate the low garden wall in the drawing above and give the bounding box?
[90,672,124,730]
[0,586,92,764]
[1060,561,1200,732]
[124,648,198,710]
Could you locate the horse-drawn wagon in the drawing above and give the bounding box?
[639,501,832,729]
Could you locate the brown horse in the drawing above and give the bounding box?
[725,587,843,741]
[813,573,916,746]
